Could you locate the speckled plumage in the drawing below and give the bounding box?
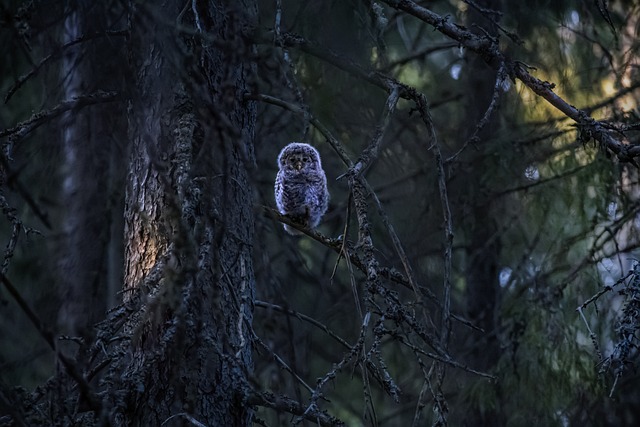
[275,142,329,235]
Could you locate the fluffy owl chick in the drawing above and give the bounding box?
[275,142,329,235]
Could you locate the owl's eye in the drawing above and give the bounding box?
[302,157,309,162]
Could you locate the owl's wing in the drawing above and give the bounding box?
[274,173,281,192]
[319,181,329,215]
[274,172,282,206]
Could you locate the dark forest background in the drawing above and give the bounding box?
[1,0,640,426]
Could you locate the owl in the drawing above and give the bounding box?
[275,142,329,235]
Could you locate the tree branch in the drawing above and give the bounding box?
[248,391,345,426]
[0,273,102,414]
[0,91,119,146]
[0,154,51,229]
[4,31,127,104]
[381,0,640,163]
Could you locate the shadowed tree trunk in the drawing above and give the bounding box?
[461,1,504,425]
[58,1,126,338]
[117,0,258,424]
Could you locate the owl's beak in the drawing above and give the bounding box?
[294,161,303,170]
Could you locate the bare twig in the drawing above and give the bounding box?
[273,0,310,137]
[0,273,102,414]
[255,300,352,349]
[577,269,632,311]
[593,0,618,40]
[380,0,640,164]
[383,42,458,71]
[0,91,119,142]
[243,93,353,167]
[296,310,370,425]
[462,0,522,44]
[0,154,51,229]
[247,391,345,427]
[351,84,401,175]
[0,191,22,275]
[446,63,507,163]
[251,329,316,395]
[4,31,127,104]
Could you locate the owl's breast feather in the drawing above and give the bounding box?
[279,184,309,213]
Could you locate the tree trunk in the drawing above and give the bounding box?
[119,1,257,425]
[461,1,504,425]
[57,1,126,338]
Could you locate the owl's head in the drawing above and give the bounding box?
[278,142,322,173]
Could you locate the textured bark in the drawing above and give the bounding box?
[57,1,126,337]
[120,1,257,425]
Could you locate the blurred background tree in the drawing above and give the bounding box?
[1,0,639,426]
